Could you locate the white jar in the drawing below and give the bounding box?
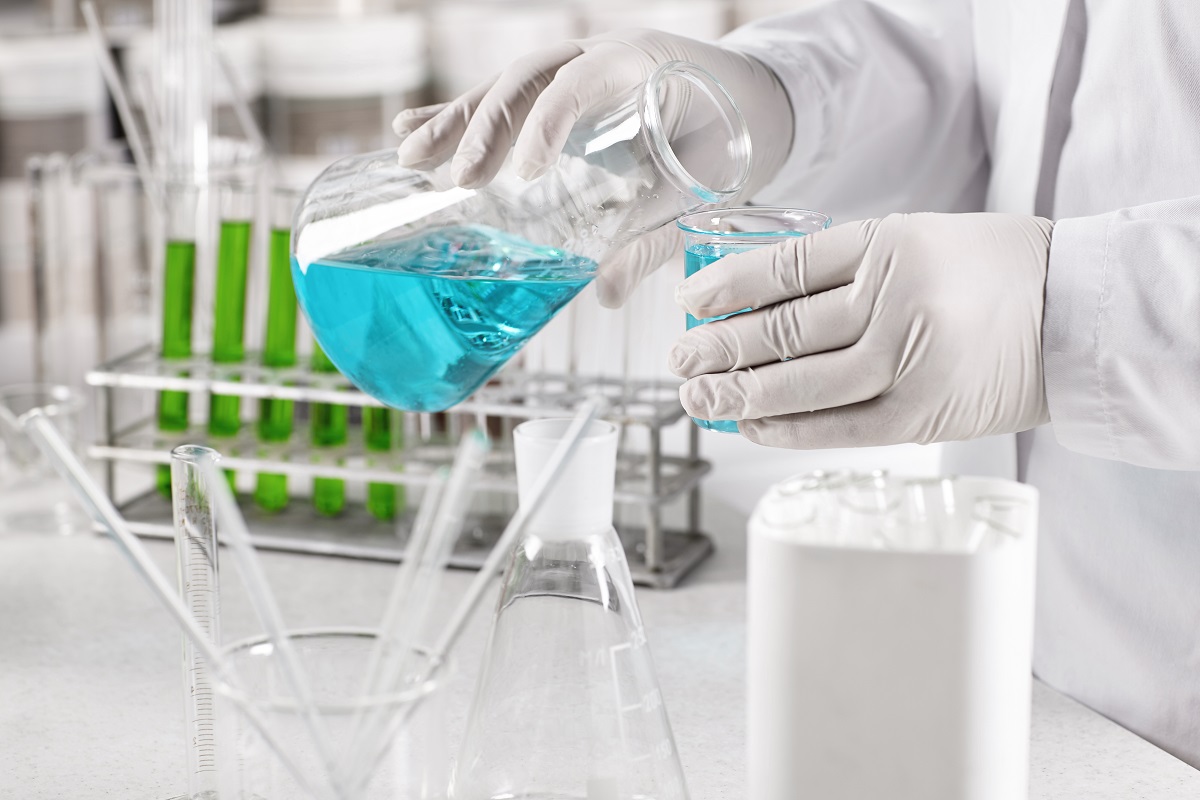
[581,0,730,41]
[0,33,107,386]
[126,22,265,142]
[747,472,1039,800]
[260,14,427,172]
[429,0,580,101]
[262,0,403,17]
[0,33,107,180]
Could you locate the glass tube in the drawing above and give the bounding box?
[155,193,199,497]
[207,176,255,446]
[254,190,299,513]
[310,342,346,516]
[170,444,222,799]
[364,406,402,521]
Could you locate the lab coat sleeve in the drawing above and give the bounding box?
[1043,196,1200,470]
[721,0,987,221]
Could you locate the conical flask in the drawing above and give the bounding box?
[452,418,690,800]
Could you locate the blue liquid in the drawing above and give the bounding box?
[684,244,754,434]
[293,225,595,411]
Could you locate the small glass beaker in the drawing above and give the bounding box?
[0,383,89,536]
[216,628,448,800]
[291,60,752,413]
[676,207,831,433]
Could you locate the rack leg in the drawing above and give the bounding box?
[102,384,116,501]
[645,426,663,571]
[687,422,701,535]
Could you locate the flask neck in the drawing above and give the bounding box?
[612,60,753,247]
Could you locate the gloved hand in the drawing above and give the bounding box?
[393,29,793,308]
[669,213,1055,449]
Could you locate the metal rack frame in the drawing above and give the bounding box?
[87,347,714,588]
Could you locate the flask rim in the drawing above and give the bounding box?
[639,60,753,204]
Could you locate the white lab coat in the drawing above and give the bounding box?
[724,0,1200,768]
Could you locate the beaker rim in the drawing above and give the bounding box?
[640,60,753,204]
[0,383,85,422]
[677,206,833,237]
[217,627,447,714]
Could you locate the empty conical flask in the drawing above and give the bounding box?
[452,418,689,800]
[290,60,752,412]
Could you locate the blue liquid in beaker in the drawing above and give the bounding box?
[684,244,751,434]
[293,225,595,411]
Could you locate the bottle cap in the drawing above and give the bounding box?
[514,417,617,540]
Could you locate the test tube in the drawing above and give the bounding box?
[254,190,299,513]
[364,405,404,521]
[310,341,347,516]
[156,192,200,498]
[207,171,256,456]
[170,444,222,798]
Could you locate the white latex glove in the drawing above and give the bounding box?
[393,29,793,308]
[669,213,1055,449]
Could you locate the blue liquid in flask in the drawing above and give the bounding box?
[293,225,596,411]
[684,244,753,434]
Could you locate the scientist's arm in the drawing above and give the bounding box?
[670,202,1200,471]
[1042,197,1200,470]
[723,0,985,220]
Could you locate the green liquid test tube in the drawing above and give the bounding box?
[157,240,197,497]
[311,342,347,517]
[209,219,252,437]
[255,227,298,513]
[364,407,404,521]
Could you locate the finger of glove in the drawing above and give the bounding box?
[738,397,909,450]
[513,47,653,181]
[668,284,866,378]
[451,43,585,187]
[393,103,449,137]
[396,83,492,169]
[679,344,891,421]
[595,226,683,309]
[675,218,877,320]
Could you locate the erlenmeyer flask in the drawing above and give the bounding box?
[453,418,689,800]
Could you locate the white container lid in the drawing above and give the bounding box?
[260,14,427,98]
[430,0,580,99]
[0,33,106,117]
[126,21,264,107]
[263,0,401,17]
[582,0,730,41]
[514,418,618,540]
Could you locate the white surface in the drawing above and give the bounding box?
[1,496,1198,799]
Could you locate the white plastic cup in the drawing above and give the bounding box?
[513,417,617,540]
[747,474,1039,800]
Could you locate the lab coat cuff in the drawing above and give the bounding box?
[1041,212,1118,459]
[720,32,824,200]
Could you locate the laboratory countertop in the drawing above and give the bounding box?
[3,500,1199,800]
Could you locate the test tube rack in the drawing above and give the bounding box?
[86,347,714,588]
